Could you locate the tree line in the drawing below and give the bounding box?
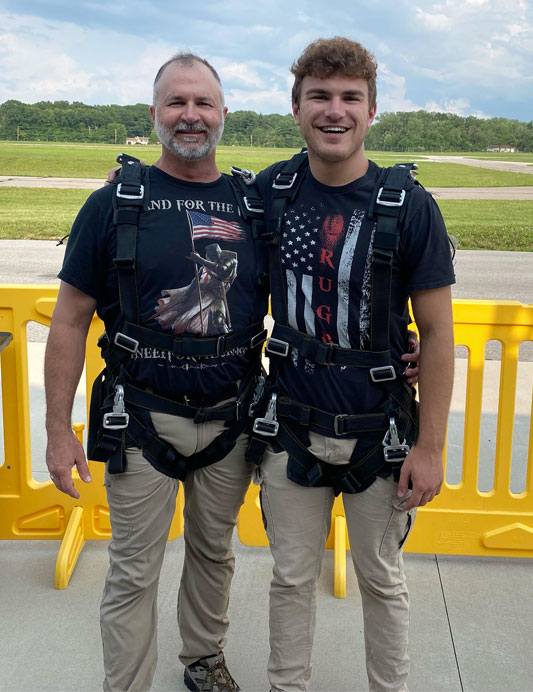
[1,99,532,151]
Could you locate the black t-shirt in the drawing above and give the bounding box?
[257,159,455,423]
[60,165,268,400]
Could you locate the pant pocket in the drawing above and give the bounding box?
[379,498,416,557]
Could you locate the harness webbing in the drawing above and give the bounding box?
[88,154,267,477]
[246,156,420,489]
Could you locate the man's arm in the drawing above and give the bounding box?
[45,281,97,499]
[397,285,454,510]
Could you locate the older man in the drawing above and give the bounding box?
[45,53,268,692]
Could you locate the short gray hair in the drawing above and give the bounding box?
[152,52,224,106]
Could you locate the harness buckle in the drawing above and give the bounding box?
[116,182,144,200]
[376,187,406,208]
[382,417,410,462]
[103,384,130,430]
[230,166,256,185]
[250,329,267,349]
[370,365,396,383]
[243,196,264,214]
[265,337,290,358]
[253,392,279,437]
[334,414,351,436]
[216,335,227,356]
[114,332,139,354]
[248,375,266,417]
[272,171,298,189]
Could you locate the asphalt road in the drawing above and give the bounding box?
[2,175,533,199]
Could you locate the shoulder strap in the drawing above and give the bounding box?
[368,163,417,353]
[265,149,309,245]
[112,153,149,327]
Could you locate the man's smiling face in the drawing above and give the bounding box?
[151,61,227,161]
[292,74,376,168]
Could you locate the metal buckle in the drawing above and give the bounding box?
[215,335,226,356]
[370,365,396,383]
[103,384,129,430]
[250,330,267,349]
[252,393,279,436]
[334,414,349,436]
[116,182,144,200]
[265,338,290,358]
[382,417,410,462]
[272,172,297,189]
[243,196,264,213]
[114,332,139,354]
[376,187,406,207]
[230,166,256,185]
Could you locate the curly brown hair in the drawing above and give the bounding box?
[291,37,377,108]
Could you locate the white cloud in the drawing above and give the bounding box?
[415,9,451,31]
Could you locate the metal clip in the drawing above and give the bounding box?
[382,416,410,462]
[252,392,279,436]
[103,384,130,430]
[230,166,256,185]
[249,375,266,417]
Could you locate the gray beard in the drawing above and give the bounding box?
[154,115,224,160]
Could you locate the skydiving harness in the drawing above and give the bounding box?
[88,153,268,479]
[246,151,420,494]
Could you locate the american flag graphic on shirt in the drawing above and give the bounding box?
[187,210,246,242]
[280,204,368,350]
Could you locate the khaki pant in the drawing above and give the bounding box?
[256,436,415,692]
[100,412,252,691]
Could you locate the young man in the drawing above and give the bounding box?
[45,53,269,692]
[253,37,455,692]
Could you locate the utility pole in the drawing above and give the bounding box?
[114,128,117,145]
[16,125,19,141]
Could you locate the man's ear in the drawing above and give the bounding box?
[292,101,301,126]
[223,106,228,120]
[149,105,156,125]
[367,103,377,128]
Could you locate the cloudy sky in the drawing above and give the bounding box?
[1,0,532,121]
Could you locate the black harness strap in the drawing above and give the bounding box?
[112,153,149,326]
[116,320,266,359]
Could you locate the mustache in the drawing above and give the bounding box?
[173,122,207,134]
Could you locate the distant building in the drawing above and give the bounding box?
[126,136,150,145]
[487,145,516,152]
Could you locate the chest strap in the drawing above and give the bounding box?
[111,320,266,358]
[266,323,392,371]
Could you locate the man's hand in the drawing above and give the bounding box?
[401,329,420,385]
[397,445,443,510]
[104,166,121,185]
[46,430,92,499]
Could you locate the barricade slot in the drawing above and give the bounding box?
[509,341,533,495]
[477,340,502,493]
[446,344,467,486]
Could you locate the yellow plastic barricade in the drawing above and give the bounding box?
[238,300,533,597]
[2,288,533,597]
[0,285,183,589]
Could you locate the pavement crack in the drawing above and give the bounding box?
[435,554,465,692]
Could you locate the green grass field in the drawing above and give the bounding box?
[1,187,531,250]
[0,142,532,249]
[1,142,533,186]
